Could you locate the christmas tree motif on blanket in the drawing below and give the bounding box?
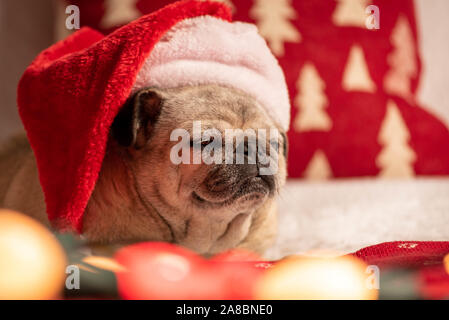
[376,100,416,178]
[304,150,333,180]
[342,45,376,92]
[333,0,371,27]
[249,0,301,56]
[293,63,332,132]
[384,15,418,102]
[101,0,141,28]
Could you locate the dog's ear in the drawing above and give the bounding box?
[111,88,163,149]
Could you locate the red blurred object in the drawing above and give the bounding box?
[115,241,449,299]
[419,265,449,300]
[211,249,261,262]
[114,242,263,300]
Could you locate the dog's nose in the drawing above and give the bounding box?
[238,163,276,193]
[241,163,259,178]
[204,163,258,192]
[259,173,276,193]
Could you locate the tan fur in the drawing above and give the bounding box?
[0,85,287,257]
[0,134,48,226]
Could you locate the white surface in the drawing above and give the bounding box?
[416,0,449,126]
[266,178,449,260]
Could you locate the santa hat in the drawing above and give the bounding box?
[17,0,290,233]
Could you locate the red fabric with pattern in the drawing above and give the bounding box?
[352,241,449,268]
[233,0,449,178]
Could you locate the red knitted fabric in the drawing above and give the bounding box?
[353,241,449,299]
[352,241,449,268]
[17,0,231,232]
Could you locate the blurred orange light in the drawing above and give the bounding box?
[256,254,378,300]
[0,210,67,300]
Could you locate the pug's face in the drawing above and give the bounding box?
[84,85,287,254]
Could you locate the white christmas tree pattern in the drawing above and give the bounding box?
[383,15,418,102]
[376,100,416,178]
[101,0,141,29]
[293,63,332,132]
[342,45,376,92]
[304,150,333,180]
[249,0,301,56]
[333,0,371,27]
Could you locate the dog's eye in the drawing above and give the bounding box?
[201,137,214,147]
[190,137,215,149]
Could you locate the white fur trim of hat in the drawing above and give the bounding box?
[133,16,291,131]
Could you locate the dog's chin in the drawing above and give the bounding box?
[192,176,274,209]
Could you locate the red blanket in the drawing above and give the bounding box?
[353,241,449,299]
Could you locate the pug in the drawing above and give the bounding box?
[0,84,287,256]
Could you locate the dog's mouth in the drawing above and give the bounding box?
[192,175,275,207]
[192,191,208,203]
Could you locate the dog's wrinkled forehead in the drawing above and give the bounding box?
[159,85,276,128]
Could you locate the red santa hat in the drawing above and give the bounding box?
[17,0,290,233]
